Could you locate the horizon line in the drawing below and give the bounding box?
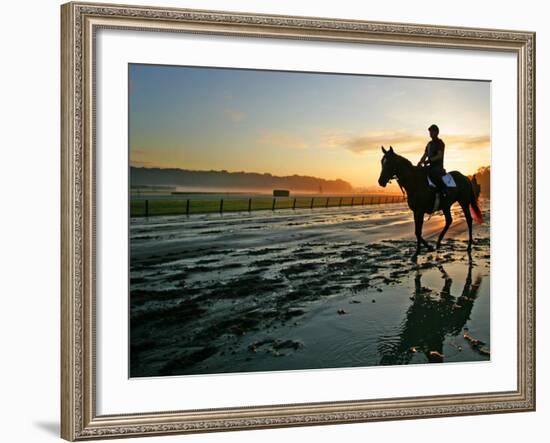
[130,163,491,187]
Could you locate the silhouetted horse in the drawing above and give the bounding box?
[471,174,481,199]
[378,146,483,256]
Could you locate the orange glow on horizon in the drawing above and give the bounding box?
[130,135,490,190]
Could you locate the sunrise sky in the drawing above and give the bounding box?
[129,64,490,189]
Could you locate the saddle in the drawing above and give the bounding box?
[426,172,456,213]
[426,173,456,213]
[427,173,457,188]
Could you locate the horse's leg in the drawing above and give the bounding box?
[414,211,428,255]
[436,206,453,249]
[460,202,473,252]
[422,236,433,251]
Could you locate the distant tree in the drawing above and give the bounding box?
[130,167,354,193]
[469,166,490,198]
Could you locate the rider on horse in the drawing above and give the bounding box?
[418,124,448,198]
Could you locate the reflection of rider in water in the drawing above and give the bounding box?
[378,262,482,365]
[418,124,448,197]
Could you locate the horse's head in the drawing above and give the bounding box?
[378,146,397,187]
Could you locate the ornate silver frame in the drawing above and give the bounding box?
[61,2,536,440]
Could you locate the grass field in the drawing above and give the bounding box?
[130,194,406,217]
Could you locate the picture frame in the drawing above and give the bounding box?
[61,1,536,440]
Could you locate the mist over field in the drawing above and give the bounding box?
[130,166,354,194]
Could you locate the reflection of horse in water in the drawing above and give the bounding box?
[378,262,483,365]
[378,146,483,256]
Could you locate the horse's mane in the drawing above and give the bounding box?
[393,153,414,169]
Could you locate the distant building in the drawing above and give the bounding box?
[273,189,290,197]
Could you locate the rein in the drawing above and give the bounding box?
[386,162,408,198]
[388,176,407,198]
[396,179,407,198]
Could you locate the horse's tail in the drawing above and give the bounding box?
[469,180,483,224]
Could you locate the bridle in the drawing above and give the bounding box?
[383,159,407,198]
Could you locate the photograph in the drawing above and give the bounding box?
[128,64,492,378]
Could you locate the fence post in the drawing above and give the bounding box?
[220,199,224,214]
[145,199,149,217]
[361,196,365,205]
[326,197,329,208]
[351,197,354,206]
[293,198,296,210]
[272,198,276,211]
[339,197,342,207]
[310,197,314,209]
[186,199,190,216]
[248,198,252,212]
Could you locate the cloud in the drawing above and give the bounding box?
[446,134,491,150]
[130,147,160,167]
[321,130,424,154]
[320,131,490,155]
[258,130,309,150]
[223,109,246,123]
[130,159,154,167]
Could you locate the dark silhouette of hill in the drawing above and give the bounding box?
[130,167,353,193]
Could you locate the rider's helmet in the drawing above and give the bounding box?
[428,124,440,135]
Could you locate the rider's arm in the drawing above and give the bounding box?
[417,146,429,166]
[429,150,444,163]
[427,139,444,164]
